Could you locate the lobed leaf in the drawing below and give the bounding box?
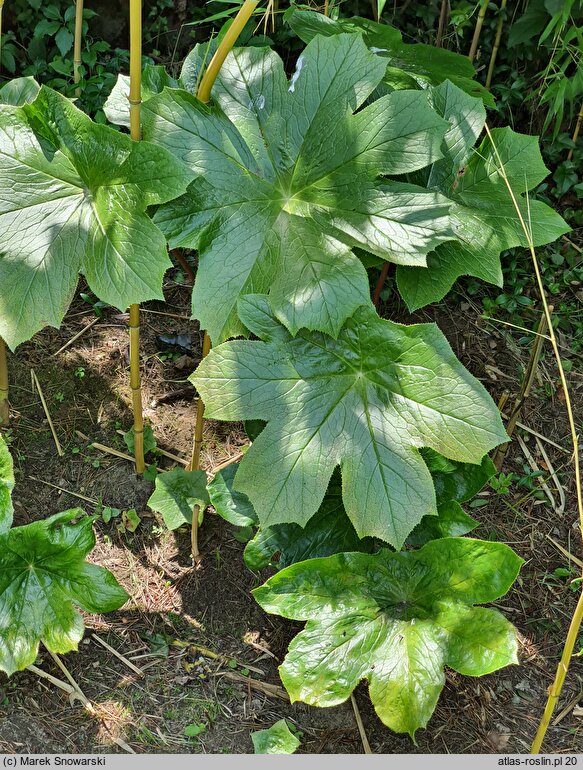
[148,468,209,530]
[192,296,507,547]
[284,9,494,106]
[0,511,128,676]
[0,86,193,350]
[254,538,522,738]
[396,84,570,309]
[142,34,452,343]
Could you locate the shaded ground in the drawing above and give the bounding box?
[1,261,583,754]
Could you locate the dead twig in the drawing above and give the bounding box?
[31,368,63,456]
[51,317,100,357]
[351,694,372,754]
[212,670,288,700]
[92,633,145,678]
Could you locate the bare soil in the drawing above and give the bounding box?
[1,264,583,755]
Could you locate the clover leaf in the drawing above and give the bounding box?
[396,82,570,309]
[0,433,14,534]
[253,538,522,738]
[0,86,193,349]
[142,33,453,343]
[0,510,128,675]
[191,295,507,546]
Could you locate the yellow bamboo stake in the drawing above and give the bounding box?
[468,0,488,62]
[0,337,9,426]
[485,0,507,89]
[196,0,258,104]
[186,0,259,560]
[73,0,83,96]
[567,103,583,161]
[481,124,583,754]
[128,0,145,474]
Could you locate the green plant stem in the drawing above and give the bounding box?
[73,0,83,97]
[0,337,9,426]
[485,0,506,90]
[483,123,583,753]
[567,103,583,161]
[468,0,488,62]
[128,0,145,475]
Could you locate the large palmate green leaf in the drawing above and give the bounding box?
[254,538,522,738]
[142,33,453,343]
[0,434,14,534]
[0,86,193,350]
[396,82,570,309]
[0,510,128,675]
[285,9,494,106]
[191,295,507,546]
[147,468,209,530]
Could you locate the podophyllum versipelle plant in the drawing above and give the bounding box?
[0,1,571,741]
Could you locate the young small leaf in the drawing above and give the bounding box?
[254,538,522,738]
[0,511,128,676]
[251,720,300,754]
[123,425,157,456]
[148,468,209,530]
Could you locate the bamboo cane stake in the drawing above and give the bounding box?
[485,0,507,90]
[567,103,583,161]
[481,124,583,754]
[185,0,259,562]
[435,0,450,48]
[0,337,8,426]
[196,0,258,104]
[128,0,145,475]
[73,0,83,97]
[468,0,488,62]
